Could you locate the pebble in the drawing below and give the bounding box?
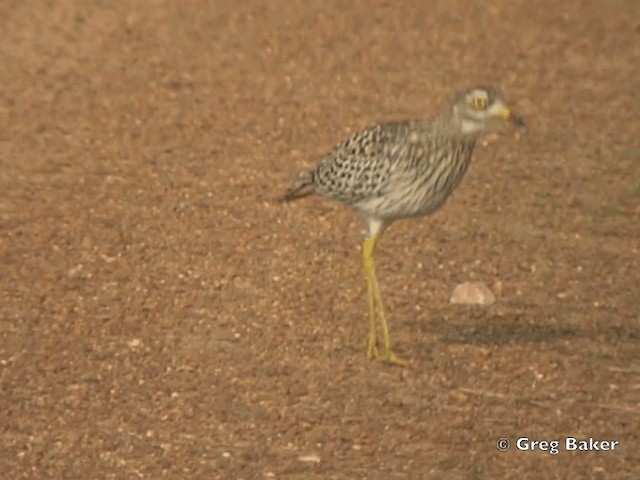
[450,281,496,305]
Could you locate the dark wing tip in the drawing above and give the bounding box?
[280,172,314,203]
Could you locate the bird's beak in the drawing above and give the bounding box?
[496,105,525,129]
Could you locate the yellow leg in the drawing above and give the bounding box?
[362,235,407,365]
[365,252,379,358]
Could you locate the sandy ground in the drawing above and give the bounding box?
[1,1,639,478]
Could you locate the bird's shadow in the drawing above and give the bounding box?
[408,310,581,348]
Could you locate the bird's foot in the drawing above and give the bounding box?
[367,344,408,366]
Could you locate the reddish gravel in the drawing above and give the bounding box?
[1,1,639,478]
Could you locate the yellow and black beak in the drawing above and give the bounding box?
[496,104,525,128]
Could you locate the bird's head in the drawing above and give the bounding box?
[450,86,525,136]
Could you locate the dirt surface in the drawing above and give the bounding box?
[1,1,639,478]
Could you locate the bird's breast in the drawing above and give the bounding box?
[356,141,475,220]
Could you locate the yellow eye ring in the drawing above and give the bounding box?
[471,96,488,110]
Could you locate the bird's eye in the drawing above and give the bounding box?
[471,96,488,110]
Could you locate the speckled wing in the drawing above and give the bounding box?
[311,121,427,204]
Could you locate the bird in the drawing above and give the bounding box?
[282,86,524,365]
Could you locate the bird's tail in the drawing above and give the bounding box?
[280,171,315,202]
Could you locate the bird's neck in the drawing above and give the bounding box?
[432,108,481,142]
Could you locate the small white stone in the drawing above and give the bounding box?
[450,281,496,305]
[297,453,321,463]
